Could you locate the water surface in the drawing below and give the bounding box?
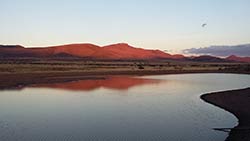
[0,73,250,141]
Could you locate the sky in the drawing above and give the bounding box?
[0,0,250,53]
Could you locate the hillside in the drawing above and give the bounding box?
[0,43,249,62]
[0,43,184,60]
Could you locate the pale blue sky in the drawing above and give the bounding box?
[0,0,249,52]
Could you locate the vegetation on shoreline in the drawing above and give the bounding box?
[0,59,249,90]
[0,59,249,74]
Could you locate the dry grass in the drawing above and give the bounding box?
[0,59,249,89]
[1,60,246,74]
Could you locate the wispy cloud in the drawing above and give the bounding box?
[183,44,250,57]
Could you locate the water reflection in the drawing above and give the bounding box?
[1,74,250,141]
[31,76,163,91]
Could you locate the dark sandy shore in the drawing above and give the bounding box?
[201,88,250,141]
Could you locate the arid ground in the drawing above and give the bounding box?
[0,59,249,90]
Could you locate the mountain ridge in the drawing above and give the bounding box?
[0,43,249,62]
[0,43,184,60]
[226,55,250,63]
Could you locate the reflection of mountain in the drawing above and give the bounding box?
[32,76,163,91]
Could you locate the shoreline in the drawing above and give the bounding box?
[201,88,250,141]
[0,59,249,90]
[1,68,250,140]
[0,70,249,90]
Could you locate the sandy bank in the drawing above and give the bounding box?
[201,88,250,141]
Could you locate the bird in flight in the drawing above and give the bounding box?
[202,23,207,27]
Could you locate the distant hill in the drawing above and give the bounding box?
[0,43,185,60]
[187,55,226,62]
[226,55,250,63]
[0,43,249,62]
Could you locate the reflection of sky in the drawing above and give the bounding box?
[1,0,249,52]
[1,74,250,140]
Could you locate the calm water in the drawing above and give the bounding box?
[0,73,250,141]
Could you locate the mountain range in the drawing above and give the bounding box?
[0,43,249,62]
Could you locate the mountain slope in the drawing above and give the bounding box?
[226,55,250,63]
[1,43,249,62]
[188,55,226,62]
[0,43,185,60]
[101,43,174,59]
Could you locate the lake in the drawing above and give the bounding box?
[0,73,250,141]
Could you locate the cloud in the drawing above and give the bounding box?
[183,44,250,57]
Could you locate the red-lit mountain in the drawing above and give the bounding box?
[0,43,185,60]
[226,55,250,63]
[1,43,249,62]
